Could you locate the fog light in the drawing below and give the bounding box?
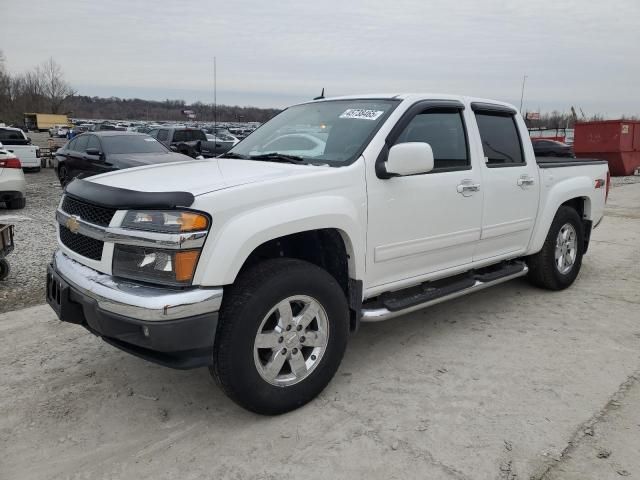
[142,326,150,337]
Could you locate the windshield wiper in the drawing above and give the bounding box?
[219,152,249,159]
[249,153,307,164]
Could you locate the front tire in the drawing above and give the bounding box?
[527,206,584,290]
[58,164,71,187]
[211,258,349,415]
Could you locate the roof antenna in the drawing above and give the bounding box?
[313,88,325,100]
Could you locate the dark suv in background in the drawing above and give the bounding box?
[147,126,233,157]
[54,131,189,186]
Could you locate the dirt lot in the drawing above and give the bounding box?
[1,174,639,479]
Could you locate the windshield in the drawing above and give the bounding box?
[102,135,169,154]
[226,99,399,165]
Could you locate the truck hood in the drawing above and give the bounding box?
[87,158,330,195]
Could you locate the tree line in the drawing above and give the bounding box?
[523,110,638,130]
[0,51,280,125]
[64,96,281,123]
[0,52,75,124]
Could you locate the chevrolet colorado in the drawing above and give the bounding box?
[46,94,609,414]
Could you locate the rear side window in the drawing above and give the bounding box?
[395,110,469,171]
[157,129,169,141]
[475,113,524,166]
[173,130,187,142]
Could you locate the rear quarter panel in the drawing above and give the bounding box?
[527,163,608,254]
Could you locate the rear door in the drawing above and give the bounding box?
[471,104,539,261]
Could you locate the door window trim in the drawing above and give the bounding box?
[375,99,470,179]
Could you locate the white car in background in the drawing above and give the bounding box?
[259,133,326,157]
[0,142,27,209]
[49,125,70,138]
[0,127,41,171]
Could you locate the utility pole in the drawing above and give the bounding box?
[519,74,527,114]
[213,57,217,132]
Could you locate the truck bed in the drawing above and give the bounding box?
[536,156,608,169]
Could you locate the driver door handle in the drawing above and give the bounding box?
[457,180,481,196]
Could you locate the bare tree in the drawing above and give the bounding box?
[39,57,75,114]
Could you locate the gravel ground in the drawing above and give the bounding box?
[0,168,61,313]
[0,183,639,479]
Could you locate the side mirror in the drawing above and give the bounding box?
[27,136,32,143]
[384,142,434,177]
[170,145,178,152]
[85,148,101,157]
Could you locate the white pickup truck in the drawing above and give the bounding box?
[46,94,609,414]
[0,127,41,171]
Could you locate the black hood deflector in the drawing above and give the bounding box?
[65,179,195,209]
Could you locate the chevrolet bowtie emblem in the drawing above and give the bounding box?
[66,215,81,234]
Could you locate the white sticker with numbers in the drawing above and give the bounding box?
[339,109,384,121]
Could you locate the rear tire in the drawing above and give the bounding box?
[6,197,26,210]
[211,258,349,415]
[527,206,584,290]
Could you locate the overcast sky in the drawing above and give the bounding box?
[2,0,638,115]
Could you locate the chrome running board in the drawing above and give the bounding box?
[361,264,528,322]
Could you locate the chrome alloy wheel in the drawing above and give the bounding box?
[253,295,329,387]
[555,223,578,274]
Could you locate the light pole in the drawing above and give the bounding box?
[519,74,527,114]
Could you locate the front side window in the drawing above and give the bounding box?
[394,110,469,170]
[475,113,524,166]
[74,135,89,152]
[86,135,101,151]
[227,99,399,165]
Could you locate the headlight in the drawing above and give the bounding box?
[122,210,209,233]
[113,209,210,286]
[113,245,201,286]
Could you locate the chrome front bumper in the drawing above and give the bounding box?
[52,249,223,321]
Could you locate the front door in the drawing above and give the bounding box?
[365,103,483,291]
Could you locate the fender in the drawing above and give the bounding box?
[527,174,594,254]
[194,195,364,286]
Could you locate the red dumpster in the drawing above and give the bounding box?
[573,120,640,176]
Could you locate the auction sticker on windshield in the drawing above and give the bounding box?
[339,109,384,121]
